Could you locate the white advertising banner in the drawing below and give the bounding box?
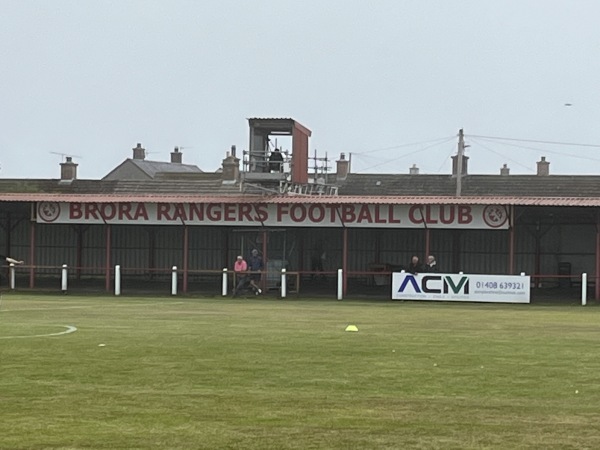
[36,202,510,229]
[392,272,530,303]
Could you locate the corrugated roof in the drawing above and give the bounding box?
[247,118,311,136]
[2,193,599,206]
[2,172,600,207]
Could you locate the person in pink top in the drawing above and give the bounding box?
[232,255,249,297]
[234,255,247,273]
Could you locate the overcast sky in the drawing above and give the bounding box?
[2,0,600,179]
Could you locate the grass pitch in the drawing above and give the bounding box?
[1,294,600,449]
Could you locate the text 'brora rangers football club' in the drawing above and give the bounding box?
[37,202,509,229]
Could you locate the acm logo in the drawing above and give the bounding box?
[398,275,470,294]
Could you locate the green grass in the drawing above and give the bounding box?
[1,294,600,449]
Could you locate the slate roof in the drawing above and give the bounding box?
[130,159,203,177]
[337,174,600,198]
[102,158,203,180]
[0,177,239,196]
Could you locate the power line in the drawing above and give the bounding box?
[352,136,455,156]
[435,144,458,174]
[470,137,600,163]
[469,134,600,148]
[469,138,535,172]
[354,137,455,173]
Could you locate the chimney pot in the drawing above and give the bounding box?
[336,153,350,180]
[500,164,510,176]
[60,156,78,180]
[537,156,550,176]
[451,154,469,176]
[170,146,183,164]
[222,152,240,183]
[132,143,146,160]
[409,164,419,175]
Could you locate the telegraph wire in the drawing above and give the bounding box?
[470,136,600,163]
[352,135,455,155]
[354,137,456,173]
[469,134,600,148]
[469,138,535,172]
[435,144,459,174]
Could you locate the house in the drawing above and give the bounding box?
[102,144,203,181]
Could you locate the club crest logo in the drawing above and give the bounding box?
[483,205,508,228]
[38,202,61,223]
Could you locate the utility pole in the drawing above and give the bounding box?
[456,129,465,197]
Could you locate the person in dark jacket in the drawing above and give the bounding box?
[268,148,284,172]
[246,249,263,295]
[425,255,439,272]
[407,255,424,274]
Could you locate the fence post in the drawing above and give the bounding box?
[61,264,68,293]
[281,268,287,298]
[337,269,343,300]
[171,266,178,296]
[115,265,121,296]
[582,273,587,306]
[9,263,15,290]
[222,268,228,296]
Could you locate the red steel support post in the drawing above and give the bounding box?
[596,213,600,300]
[342,228,348,296]
[29,221,35,289]
[183,226,189,294]
[424,229,430,263]
[509,206,515,274]
[105,224,111,292]
[261,229,268,291]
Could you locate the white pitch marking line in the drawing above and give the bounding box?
[0,306,91,312]
[0,325,78,339]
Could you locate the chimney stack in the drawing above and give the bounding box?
[451,154,469,176]
[336,153,349,180]
[409,164,419,175]
[171,146,182,164]
[132,143,145,160]
[60,156,78,181]
[537,156,550,176]
[500,164,510,176]
[221,152,240,184]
